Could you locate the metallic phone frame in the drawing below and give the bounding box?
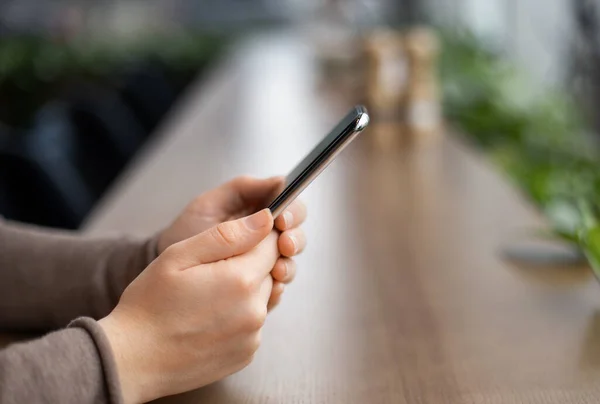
[268,105,370,217]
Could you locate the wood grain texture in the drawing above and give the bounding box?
[82,33,600,403]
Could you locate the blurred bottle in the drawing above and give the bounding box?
[404,27,443,147]
[363,28,409,150]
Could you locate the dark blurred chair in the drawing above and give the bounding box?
[0,64,192,229]
[0,128,17,220]
[0,87,147,229]
[0,106,94,229]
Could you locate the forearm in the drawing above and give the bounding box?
[0,219,158,331]
[0,318,123,404]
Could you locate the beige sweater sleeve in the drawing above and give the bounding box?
[0,218,157,331]
[0,219,158,404]
[0,318,125,404]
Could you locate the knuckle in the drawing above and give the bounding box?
[214,222,239,248]
[229,176,254,191]
[231,271,255,295]
[234,333,261,371]
[191,194,207,209]
[249,333,262,354]
[162,242,185,261]
[244,304,267,331]
[234,175,254,184]
[238,352,256,371]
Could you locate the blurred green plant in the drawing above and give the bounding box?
[0,32,228,127]
[439,29,600,277]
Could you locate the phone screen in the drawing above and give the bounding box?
[284,109,363,185]
[266,106,369,217]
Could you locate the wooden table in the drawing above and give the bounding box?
[84,33,600,403]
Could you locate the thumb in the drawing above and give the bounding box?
[164,209,274,269]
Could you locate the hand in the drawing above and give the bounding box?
[99,209,278,403]
[157,176,307,309]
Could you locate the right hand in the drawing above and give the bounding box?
[99,209,279,404]
[156,176,308,311]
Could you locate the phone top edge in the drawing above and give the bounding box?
[354,105,370,131]
[267,105,370,217]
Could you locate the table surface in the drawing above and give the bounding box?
[81,33,600,403]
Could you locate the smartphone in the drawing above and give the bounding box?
[267,105,370,217]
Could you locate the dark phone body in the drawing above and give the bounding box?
[267,105,370,217]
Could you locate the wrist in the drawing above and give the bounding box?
[99,313,155,404]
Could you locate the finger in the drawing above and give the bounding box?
[278,228,306,257]
[164,209,273,269]
[220,176,285,214]
[274,199,307,231]
[226,231,280,281]
[267,282,285,312]
[271,258,297,284]
[258,275,274,305]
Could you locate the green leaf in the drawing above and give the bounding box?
[545,199,582,236]
[582,226,600,279]
[439,27,600,272]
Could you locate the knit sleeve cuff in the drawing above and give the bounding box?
[69,317,124,404]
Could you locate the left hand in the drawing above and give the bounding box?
[157,176,307,310]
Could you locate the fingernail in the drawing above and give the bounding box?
[244,209,270,230]
[276,283,285,294]
[282,211,293,228]
[282,260,289,278]
[289,234,298,253]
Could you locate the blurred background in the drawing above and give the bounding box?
[1,0,599,243]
